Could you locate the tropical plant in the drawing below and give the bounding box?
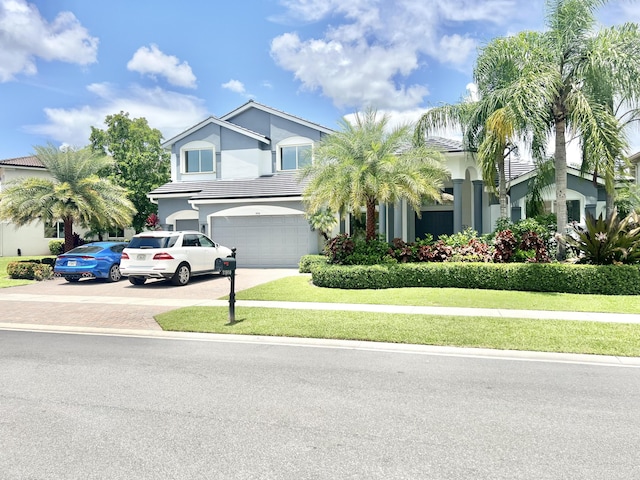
[0,144,136,253]
[301,108,449,241]
[414,94,523,219]
[566,211,640,264]
[305,209,338,242]
[474,0,640,258]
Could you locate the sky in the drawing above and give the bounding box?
[1,0,640,160]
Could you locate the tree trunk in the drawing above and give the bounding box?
[555,114,568,260]
[606,189,615,218]
[366,198,377,241]
[498,152,508,219]
[63,217,74,253]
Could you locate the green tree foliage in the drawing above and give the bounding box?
[301,108,449,241]
[90,112,170,233]
[474,0,640,259]
[0,144,135,253]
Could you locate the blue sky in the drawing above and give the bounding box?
[1,0,639,160]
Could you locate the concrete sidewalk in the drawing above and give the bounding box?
[3,291,640,324]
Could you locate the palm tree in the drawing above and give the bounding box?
[414,97,521,220]
[474,0,640,258]
[0,144,136,252]
[301,109,449,241]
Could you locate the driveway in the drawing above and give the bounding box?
[0,269,301,331]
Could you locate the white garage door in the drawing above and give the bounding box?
[211,215,313,267]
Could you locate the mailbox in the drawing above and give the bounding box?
[215,256,236,276]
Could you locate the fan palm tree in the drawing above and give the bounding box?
[0,144,136,252]
[301,108,449,241]
[474,0,640,258]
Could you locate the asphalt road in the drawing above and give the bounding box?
[1,330,639,480]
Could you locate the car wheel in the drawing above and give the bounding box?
[64,277,79,283]
[107,264,122,282]
[129,276,146,286]
[171,263,190,286]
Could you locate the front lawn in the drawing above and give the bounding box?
[234,275,640,314]
[155,306,640,357]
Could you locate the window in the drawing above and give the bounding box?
[281,144,312,170]
[184,148,214,173]
[108,227,125,238]
[45,221,64,238]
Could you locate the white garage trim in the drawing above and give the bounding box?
[211,205,305,217]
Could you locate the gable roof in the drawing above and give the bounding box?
[221,100,335,135]
[149,171,306,201]
[161,115,270,148]
[0,155,45,169]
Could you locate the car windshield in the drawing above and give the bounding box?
[65,245,102,254]
[128,236,177,249]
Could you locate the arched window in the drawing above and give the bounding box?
[276,136,314,171]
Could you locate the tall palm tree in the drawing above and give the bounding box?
[474,0,640,258]
[414,98,522,220]
[301,109,449,241]
[0,144,136,252]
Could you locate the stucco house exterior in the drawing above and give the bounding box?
[151,100,619,267]
[0,156,53,256]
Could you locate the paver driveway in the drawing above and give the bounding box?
[0,269,301,330]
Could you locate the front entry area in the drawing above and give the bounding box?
[415,211,454,240]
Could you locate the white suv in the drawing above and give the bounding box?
[120,231,233,286]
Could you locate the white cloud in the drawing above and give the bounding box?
[25,82,208,147]
[222,79,246,94]
[271,0,522,111]
[127,44,196,89]
[0,0,98,82]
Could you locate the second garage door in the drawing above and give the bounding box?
[210,215,314,267]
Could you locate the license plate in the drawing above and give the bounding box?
[136,254,146,261]
[68,260,77,266]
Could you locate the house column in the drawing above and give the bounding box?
[472,180,483,234]
[585,203,596,220]
[379,203,387,241]
[453,179,463,233]
[394,202,402,240]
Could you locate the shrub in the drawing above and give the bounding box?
[299,255,327,273]
[325,234,355,264]
[33,264,53,281]
[493,230,518,262]
[7,261,38,279]
[566,212,640,265]
[439,227,479,248]
[49,240,64,255]
[310,262,640,295]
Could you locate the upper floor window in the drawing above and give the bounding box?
[278,143,312,171]
[184,148,214,173]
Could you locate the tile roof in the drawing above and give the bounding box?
[0,155,45,168]
[425,137,465,153]
[149,171,307,200]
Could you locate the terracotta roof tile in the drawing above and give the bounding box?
[0,155,45,168]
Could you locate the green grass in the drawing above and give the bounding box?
[0,256,50,288]
[234,275,640,314]
[155,306,640,357]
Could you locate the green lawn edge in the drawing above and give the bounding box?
[155,306,640,357]
[232,275,640,314]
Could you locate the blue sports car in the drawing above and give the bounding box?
[54,241,128,283]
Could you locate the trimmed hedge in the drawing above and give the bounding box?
[310,262,640,295]
[6,260,54,281]
[299,254,328,273]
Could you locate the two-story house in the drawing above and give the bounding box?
[149,101,334,267]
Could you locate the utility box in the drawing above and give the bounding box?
[215,257,236,276]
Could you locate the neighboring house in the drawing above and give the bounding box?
[0,155,133,257]
[0,156,53,256]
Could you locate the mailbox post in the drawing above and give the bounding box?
[215,248,237,322]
